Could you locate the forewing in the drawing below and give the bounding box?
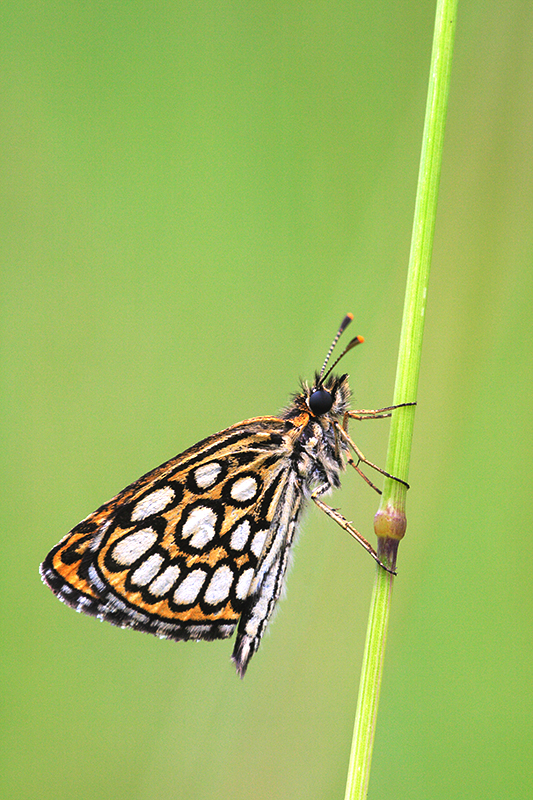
[40,416,290,642]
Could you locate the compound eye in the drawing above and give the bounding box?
[308,388,333,416]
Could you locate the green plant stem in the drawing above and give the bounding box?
[343,563,392,800]
[344,1,458,798]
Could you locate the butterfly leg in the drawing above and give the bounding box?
[338,418,412,490]
[311,489,396,575]
[344,402,416,421]
[344,450,383,494]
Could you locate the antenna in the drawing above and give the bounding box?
[318,313,353,381]
[318,313,364,384]
[321,334,364,383]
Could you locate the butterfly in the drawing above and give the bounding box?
[40,314,410,677]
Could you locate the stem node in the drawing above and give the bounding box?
[374,504,407,542]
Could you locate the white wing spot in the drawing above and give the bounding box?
[235,568,255,600]
[173,569,207,605]
[112,528,157,566]
[89,532,105,553]
[131,486,175,521]
[230,520,251,551]
[131,553,164,586]
[250,529,269,558]
[182,505,218,548]
[149,565,181,597]
[204,565,234,605]
[194,462,222,489]
[230,476,258,502]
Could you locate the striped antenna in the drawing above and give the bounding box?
[318,313,355,382]
[320,334,364,384]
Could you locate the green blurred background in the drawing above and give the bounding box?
[2,2,532,798]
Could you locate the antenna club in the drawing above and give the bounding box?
[340,313,354,332]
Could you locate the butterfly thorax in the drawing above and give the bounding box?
[282,372,351,497]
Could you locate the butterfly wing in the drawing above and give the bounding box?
[40,416,296,655]
[231,466,303,675]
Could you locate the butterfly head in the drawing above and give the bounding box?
[283,315,362,424]
[305,371,351,418]
[307,313,363,418]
